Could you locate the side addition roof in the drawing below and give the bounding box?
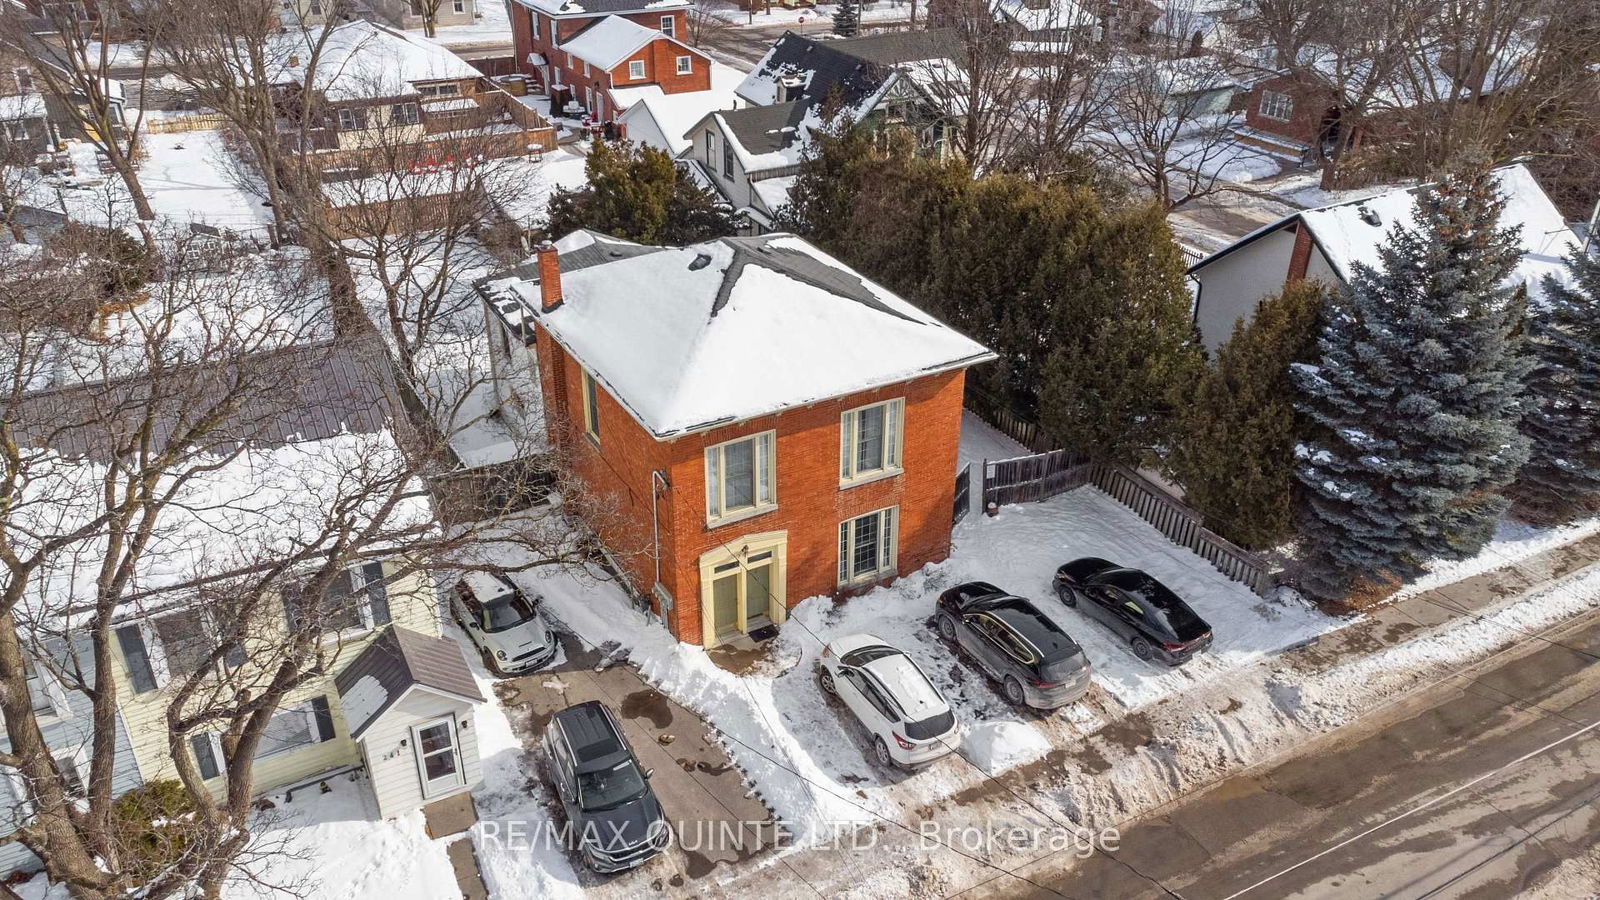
[335,626,486,740]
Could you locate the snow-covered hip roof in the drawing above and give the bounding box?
[482,231,996,437]
[1191,164,1581,307]
[558,15,678,72]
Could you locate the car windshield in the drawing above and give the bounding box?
[839,644,899,667]
[480,594,539,633]
[577,759,647,810]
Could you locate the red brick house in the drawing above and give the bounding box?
[507,0,709,124]
[479,230,995,647]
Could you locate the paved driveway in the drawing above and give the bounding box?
[499,636,778,889]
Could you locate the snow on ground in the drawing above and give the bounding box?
[31,131,274,236]
[707,0,914,25]
[493,148,590,227]
[454,620,587,900]
[405,0,513,48]
[1396,514,1600,600]
[1172,135,1285,184]
[221,778,459,900]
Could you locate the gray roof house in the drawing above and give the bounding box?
[679,30,963,232]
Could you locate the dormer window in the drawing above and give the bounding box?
[777,74,804,103]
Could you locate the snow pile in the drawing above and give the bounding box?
[962,721,1052,775]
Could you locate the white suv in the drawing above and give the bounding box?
[451,572,557,675]
[818,633,959,769]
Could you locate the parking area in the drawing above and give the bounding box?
[495,635,779,888]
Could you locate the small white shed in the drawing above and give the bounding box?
[335,626,487,819]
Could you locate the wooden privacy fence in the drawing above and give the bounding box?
[982,454,1273,597]
[148,114,232,134]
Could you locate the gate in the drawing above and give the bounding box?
[953,463,972,525]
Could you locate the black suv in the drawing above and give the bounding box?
[541,701,670,873]
[1054,558,1214,666]
[935,581,1093,709]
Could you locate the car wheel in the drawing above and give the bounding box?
[873,736,894,768]
[820,670,837,696]
[1003,676,1027,706]
[937,613,958,642]
[1131,636,1155,661]
[1057,584,1078,607]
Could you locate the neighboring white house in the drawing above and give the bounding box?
[616,60,746,157]
[1186,164,1580,351]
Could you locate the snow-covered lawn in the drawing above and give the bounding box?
[220,778,460,900]
[1171,134,1286,184]
[31,131,274,236]
[493,147,590,228]
[406,0,514,48]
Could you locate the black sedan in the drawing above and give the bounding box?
[934,581,1092,709]
[1053,558,1213,666]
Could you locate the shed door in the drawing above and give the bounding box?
[413,717,465,798]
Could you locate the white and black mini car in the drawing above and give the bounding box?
[450,572,557,675]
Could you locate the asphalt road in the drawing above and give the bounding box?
[985,611,1600,899]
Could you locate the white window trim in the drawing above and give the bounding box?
[705,430,777,525]
[628,59,645,81]
[660,14,674,36]
[531,12,539,39]
[839,397,905,486]
[1259,90,1293,122]
[838,506,899,586]
[23,654,73,722]
[675,55,692,75]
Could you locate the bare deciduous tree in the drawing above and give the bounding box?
[0,3,161,235]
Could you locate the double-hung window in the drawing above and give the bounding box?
[390,102,420,126]
[839,397,904,483]
[628,60,646,81]
[531,12,540,38]
[282,562,392,639]
[1259,90,1293,122]
[704,130,716,168]
[660,14,675,36]
[675,55,692,76]
[705,431,776,522]
[190,696,337,778]
[336,106,367,131]
[581,369,601,443]
[838,507,898,584]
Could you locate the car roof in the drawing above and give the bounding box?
[553,701,630,774]
[860,651,948,720]
[988,601,1080,660]
[460,571,515,602]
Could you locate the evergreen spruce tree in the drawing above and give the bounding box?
[545,139,735,244]
[1292,165,1532,604]
[832,0,860,37]
[1168,281,1324,549]
[1510,247,1600,523]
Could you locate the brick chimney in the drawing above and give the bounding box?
[537,241,563,313]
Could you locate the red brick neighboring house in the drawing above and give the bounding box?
[508,0,707,124]
[479,230,996,647]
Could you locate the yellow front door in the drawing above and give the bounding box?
[698,532,788,648]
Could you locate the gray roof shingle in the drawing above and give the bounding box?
[335,625,485,739]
